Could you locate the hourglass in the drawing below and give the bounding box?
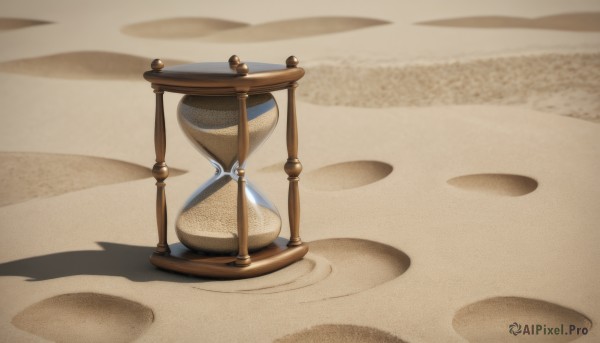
[143,55,308,279]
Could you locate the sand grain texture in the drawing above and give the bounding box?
[300,53,600,122]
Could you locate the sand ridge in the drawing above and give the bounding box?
[416,12,600,32]
[0,51,189,80]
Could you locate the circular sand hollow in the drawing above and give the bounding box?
[0,152,184,207]
[275,324,406,343]
[303,161,393,191]
[194,251,332,294]
[11,293,154,343]
[453,297,592,343]
[259,161,286,173]
[0,51,188,80]
[196,238,410,302]
[203,16,391,43]
[121,17,248,39]
[447,173,538,196]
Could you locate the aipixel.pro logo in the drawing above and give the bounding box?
[508,322,589,337]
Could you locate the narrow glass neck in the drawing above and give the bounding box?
[213,161,247,176]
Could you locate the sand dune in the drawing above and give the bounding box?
[299,53,600,122]
[303,161,393,191]
[417,12,600,32]
[0,51,188,80]
[202,17,390,42]
[0,18,51,32]
[12,293,154,343]
[0,152,184,207]
[275,324,406,343]
[447,173,538,197]
[453,297,592,342]
[121,17,247,39]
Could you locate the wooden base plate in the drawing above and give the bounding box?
[150,237,308,279]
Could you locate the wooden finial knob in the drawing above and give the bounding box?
[151,59,164,71]
[286,56,299,68]
[228,55,240,66]
[236,63,249,76]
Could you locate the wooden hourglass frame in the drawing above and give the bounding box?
[143,55,308,279]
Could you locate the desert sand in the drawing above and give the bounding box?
[0,0,599,342]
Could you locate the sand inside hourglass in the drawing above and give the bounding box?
[176,94,282,253]
[178,94,279,172]
[176,176,282,253]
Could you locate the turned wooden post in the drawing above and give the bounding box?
[150,59,170,255]
[285,56,302,247]
[235,64,251,266]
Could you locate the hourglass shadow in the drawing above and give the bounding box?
[0,18,52,32]
[0,242,202,283]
